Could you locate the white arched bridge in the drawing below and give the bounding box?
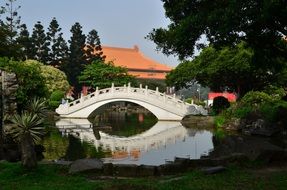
[56,84,207,121]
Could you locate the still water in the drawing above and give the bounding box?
[44,104,214,166]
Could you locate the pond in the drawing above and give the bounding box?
[43,103,215,166]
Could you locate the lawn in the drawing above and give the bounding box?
[0,161,287,190]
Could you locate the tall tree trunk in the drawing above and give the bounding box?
[20,133,37,169]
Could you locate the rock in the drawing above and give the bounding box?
[69,158,104,174]
[242,119,280,137]
[112,164,138,177]
[200,166,226,174]
[53,160,73,166]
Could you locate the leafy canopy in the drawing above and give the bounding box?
[0,58,48,111]
[148,0,287,60]
[149,0,287,93]
[166,42,259,96]
[79,59,136,89]
[23,60,70,95]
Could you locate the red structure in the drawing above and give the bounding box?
[208,92,237,106]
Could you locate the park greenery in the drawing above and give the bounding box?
[150,0,287,94]
[1,161,287,190]
[78,59,136,89]
[0,0,286,178]
[5,98,47,169]
[150,0,287,127]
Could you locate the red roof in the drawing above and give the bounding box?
[101,45,172,79]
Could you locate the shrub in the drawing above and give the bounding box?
[239,91,273,108]
[263,85,286,100]
[214,115,226,128]
[49,90,65,109]
[212,96,230,114]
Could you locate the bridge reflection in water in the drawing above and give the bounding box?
[56,118,214,166]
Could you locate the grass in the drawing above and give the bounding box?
[0,161,287,190]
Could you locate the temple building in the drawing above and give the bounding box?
[101,45,172,80]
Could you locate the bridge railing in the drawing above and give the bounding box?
[65,83,193,110]
[56,83,208,116]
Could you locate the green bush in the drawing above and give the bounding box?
[240,91,274,108]
[263,85,286,100]
[49,90,65,109]
[233,106,253,118]
[50,90,65,101]
[212,96,230,114]
[214,115,226,128]
[219,90,287,124]
[260,100,287,122]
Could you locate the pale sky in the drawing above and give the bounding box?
[15,0,179,67]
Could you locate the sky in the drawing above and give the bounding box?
[15,0,180,67]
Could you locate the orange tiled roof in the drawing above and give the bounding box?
[101,45,172,79]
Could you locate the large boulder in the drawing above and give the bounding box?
[69,158,104,174]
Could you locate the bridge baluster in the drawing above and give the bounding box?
[145,85,148,95]
[127,82,131,93]
[156,87,159,95]
[111,83,114,94]
[96,87,99,94]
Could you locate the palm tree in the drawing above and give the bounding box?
[8,112,45,169]
[6,98,47,169]
[25,98,48,117]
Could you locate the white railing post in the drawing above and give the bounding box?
[111,83,114,94]
[173,93,176,100]
[145,85,148,96]
[156,87,159,95]
[80,93,84,103]
[128,82,131,94]
[123,84,126,93]
[95,87,99,96]
[140,84,142,89]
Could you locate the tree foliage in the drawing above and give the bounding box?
[46,17,68,67]
[17,24,34,60]
[63,22,86,94]
[0,0,22,59]
[79,60,136,89]
[148,0,287,59]
[0,58,48,111]
[166,42,286,97]
[149,0,287,93]
[31,21,50,63]
[23,60,70,95]
[6,98,47,169]
[85,29,105,64]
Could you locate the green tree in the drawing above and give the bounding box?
[149,0,287,91]
[0,0,22,59]
[31,21,50,64]
[23,60,70,95]
[78,59,136,89]
[166,43,258,97]
[0,58,48,111]
[63,22,86,95]
[148,0,287,59]
[46,17,68,67]
[17,24,34,60]
[85,29,105,64]
[7,99,47,169]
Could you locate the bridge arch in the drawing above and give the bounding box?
[56,84,207,121]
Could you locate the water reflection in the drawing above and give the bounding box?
[55,118,214,166]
